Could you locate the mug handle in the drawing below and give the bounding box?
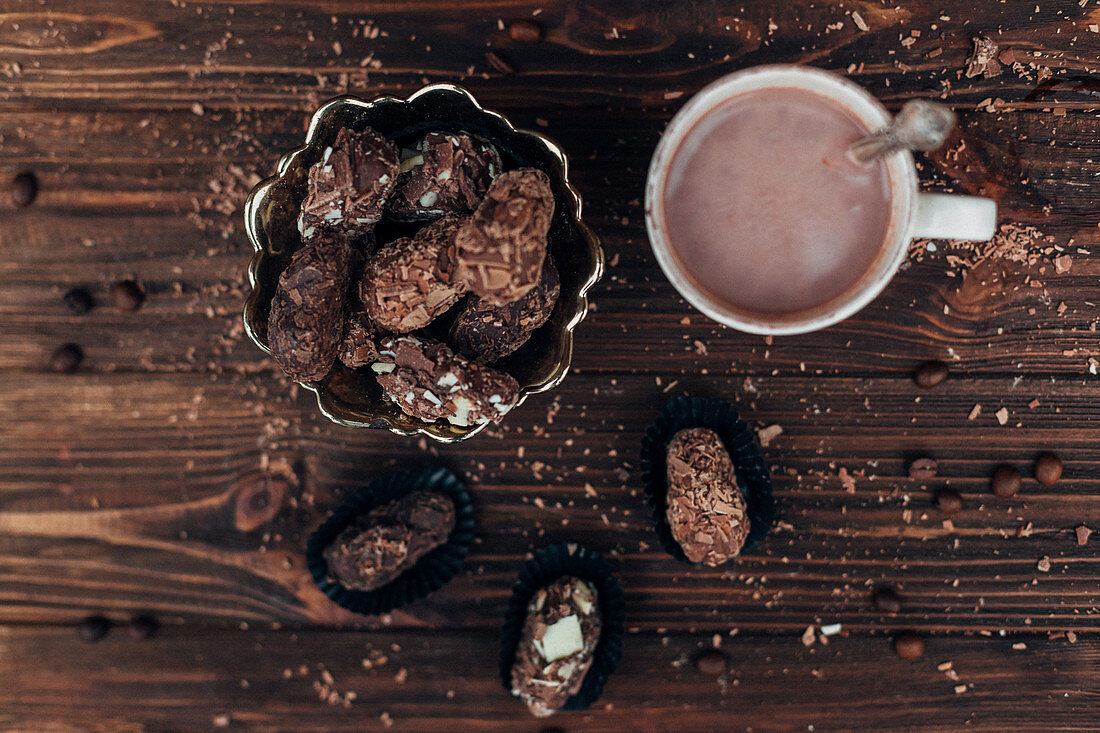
[912,192,997,241]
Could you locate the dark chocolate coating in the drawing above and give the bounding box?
[268,238,353,382]
[454,168,554,305]
[373,334,519,427]
[323,490,455,592]
[299,126,399,240]
[389,132,502,219]
[450,257,560,363]
[337,307,379,369]
[359,215,467,333]
[510,576,602,718]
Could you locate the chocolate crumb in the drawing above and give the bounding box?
[486,50,516,74]
[965,37,1002,79]
[991,466,1022,498]
[871,586,903,614]
[908,457,938,480]
[11,171,37,207]
[1033,453,1062,486]
[111,280,146,311]
[128,614,160,640]
[63,287,95,314]
[934,489,963,515]
[893,633,924,659]
[80,615,112,642]
[508,19,544,43]
[913,360,949,388]
[694,649,728,676]
[49,343,83,373]
[1076,525,1091,546]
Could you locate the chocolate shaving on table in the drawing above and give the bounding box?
[965,36,1002,79]
[449,257,560,363]
[665,427,750,566]
[454,168,555,305]
[267,237,353,382]
[299,126,399,241]
[372,334,519,427]
[389,132,502,220]
[359,215,468,333]
[510,576,601,718]
[322,490,456,592]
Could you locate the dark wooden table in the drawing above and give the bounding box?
[3,1,1099,730]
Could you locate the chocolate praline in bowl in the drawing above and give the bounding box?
[243,84,604,443]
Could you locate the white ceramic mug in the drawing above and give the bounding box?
[645,65,997,336]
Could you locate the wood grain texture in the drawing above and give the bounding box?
[3,626,1097,732]
[2,0,1099,728]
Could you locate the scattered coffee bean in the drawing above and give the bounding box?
[63,287,95,314]
[508,19,544,42]
[871,586,903,614]
[485,50,516,74]
[1034,453,1063,486]
[693,649,728,676]
[12,171,38,207]
[991,466,1021,498]
[893,632,924,659]
[111,279,146,311]
[934,488,963,514]
[908,457,938,480]
[49,343,83,373]
[913,360,949,388]
[128,614,160,640]
[80,615,112,642]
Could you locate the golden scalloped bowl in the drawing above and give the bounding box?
[243,84,604,442]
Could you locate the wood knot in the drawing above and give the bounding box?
[232,472,290,532]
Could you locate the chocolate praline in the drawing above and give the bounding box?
[510,576,602,718]
[664,427,750,566]
[323,490,456,592]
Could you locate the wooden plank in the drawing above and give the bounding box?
[2,372,1097,629]
[1,626,1095,732]
[0,0,1097,112]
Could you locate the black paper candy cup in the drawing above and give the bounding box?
[640,396,776,564]
[499,543,625,714]
[306,464,474,616]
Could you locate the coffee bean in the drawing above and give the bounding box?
[49,343,83,373]
[871,586,902,614]
[908,457,938,480]
[508,19,544,42]
[694,649,728,676]
[63,287,95,314]
[485,50,516,74]
[1034,453,1063,486]
[913,360,949,388]
[80,615,112,642]
[934,488,963,514]
[893,633,924,659]
[111,279,146,311]
[128,614,160,640]
[991,466,1021,498]
[12,171,38,207]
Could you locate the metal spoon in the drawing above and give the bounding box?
[848,99,956,164]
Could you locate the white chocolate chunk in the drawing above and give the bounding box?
[538,615,584,662]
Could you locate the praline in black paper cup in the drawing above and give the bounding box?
[640,396,776,564]
[499,543,625,713]
[306,465,474,616]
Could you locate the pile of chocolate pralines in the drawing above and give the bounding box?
[267,126,561,428]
